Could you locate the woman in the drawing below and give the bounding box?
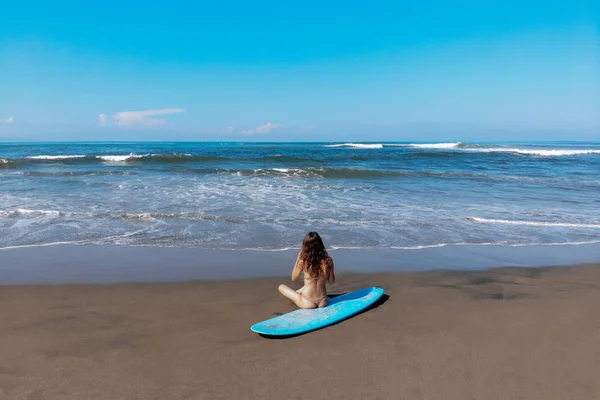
[278,232,335,309]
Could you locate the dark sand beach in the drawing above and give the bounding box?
[1,260,599,399]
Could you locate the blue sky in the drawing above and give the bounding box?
[0,0,598,141]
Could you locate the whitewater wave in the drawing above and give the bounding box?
[0,209,375,226]
[0,229,150,251]
[0,240,93,251]
[0,209,63,217]
[324,142,600,156]
[3,238,600,252]
[327,240,600,250]
[11,207,599,230]
[26,155,87,160]
[391,240,600,249]
[398,142,463,149]
[97,153,150,162]
[97,153,192,162]
[12,153,198,164]
[468,217,600,229]
[0,158,15,168]
[20,170,136,177]
[326,143,384,149]
[465,148,600,157]
[327,142,463,149]
[0,209,381,225]
[0,209,254,223]
[393,142,599,156]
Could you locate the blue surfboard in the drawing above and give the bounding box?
[251,287,385,336]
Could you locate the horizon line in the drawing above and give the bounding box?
[1,139,600,145]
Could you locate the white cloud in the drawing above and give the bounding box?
[255,122,281,134]
[240,122,282,135]
[0,117,14,124]
[114,108,185,126]
[99,108,185,127]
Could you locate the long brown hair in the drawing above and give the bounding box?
[300,232,329,277]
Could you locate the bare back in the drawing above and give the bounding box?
[292,253,335,305]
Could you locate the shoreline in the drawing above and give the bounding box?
[1,242,599,284]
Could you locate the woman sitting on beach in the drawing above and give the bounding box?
[278,232,335,309]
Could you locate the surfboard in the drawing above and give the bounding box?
[251,286,385,336]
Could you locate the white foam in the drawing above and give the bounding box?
[466,148,600,156]
[224,240,600,252]
[0,209,88,218]
[118,212,156,221]
[0,239,91,250]
[0,229,150,251]
[392,240,600,249]
[272,168,290,172]
[222,247,298,252]
[389,243,457,250]
[3,239,599,252]
[503,240,600,247]
[26,155,86,160]
[366,142,600,156]
[0,158,11,164]
[19,208,61,216]
[325,143,383,149]
[97,154,148,162]
[469,217,600,229]
[405,142,462,149]
[347,143,383,149]
[0,209,62,217]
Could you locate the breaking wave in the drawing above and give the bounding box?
[464,148,600,157]
[468,217,600,229]
[394,142,463,149]
[326,143,384,149]
[27,155,87,160]
[324,142,600,157]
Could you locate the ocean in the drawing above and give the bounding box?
[1,141,599,252]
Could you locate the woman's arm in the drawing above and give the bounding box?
[326,257,335,284]
[291,252,303,281]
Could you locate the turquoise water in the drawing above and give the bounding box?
[1,141,599,251]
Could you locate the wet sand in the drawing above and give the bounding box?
[1,243,600,283]
[1,264,599,399]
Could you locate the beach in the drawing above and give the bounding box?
[1,141,599,398]
[3,0,599,397]
[0,142,600,400]
[1,258,599,399]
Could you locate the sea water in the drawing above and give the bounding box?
[1,141,599,252]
